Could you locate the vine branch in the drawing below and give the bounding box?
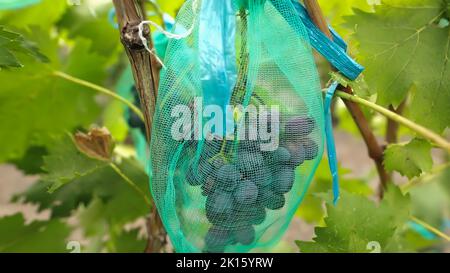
[386,102,406,144]
[338,87,390,195]
[112,0,166,253]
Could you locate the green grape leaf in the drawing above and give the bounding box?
[112,228,146,253]
[0,25,48,68]
[103,100,129,143]
[384,138,433,179]
[42,135,108,193]
[346,0,450,133]
[77,197,147,253]
[8,146,47,174]
[59,8,121,58]
[321,0,374,37]
[296,186,410,253]
[77,197,109,238]
[15,142,150,225]
[0,213,71,253]
[296,159,373,224]
[0,28,107,162]
[409,172,450,227]
[157,0,184,18]
[296,195,326,224]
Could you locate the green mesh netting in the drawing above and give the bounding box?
[150,0,324,253]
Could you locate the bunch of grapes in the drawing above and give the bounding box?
[185,115,319,253]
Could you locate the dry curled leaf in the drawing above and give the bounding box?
[74,127,114,161]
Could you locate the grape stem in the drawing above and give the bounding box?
[410,216,450,242]
[52,70,145,122]
[335,91,450,153]
[109,162,152,209]
[401,162,450,192]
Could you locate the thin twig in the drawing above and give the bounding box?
[411,216,450,242]
[109,162,152,208]
[53,70,144,121]
[401,162,450,192]
[336,91,450,152]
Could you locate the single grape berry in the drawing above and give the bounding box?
[302,138,319,160]
[248,165,272,188]
[216,164,240,191]
[267,193,285,210]
[234,180,258,206]
[233,225,255,246]
[272,167,295,194]
[206,190,234,225]
[205,226,231,253]
[285,116,315,137]
[249,206,266,225]
[272,147,291,164]
[284,141,306,167]
[127,110,146,133]
[237,151,265,175]
[258,187,285,210]
[232,205,264,228]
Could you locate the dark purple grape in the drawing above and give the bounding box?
[267,193,285,210]
[127,110,146,134]
[272,167,295,194]
[206,190,234,225]
[237,151,265,175]
[285,116,315,137]
[248,165,272,188]
[272,147,291,164]
[216,164,240,191]
[233,225,255,246]
[284,141,306,167]
[249,206,266,225]
[258,187,285,210]
[234,180,258,206]
[205,226,231,253]
[231,205,264,228]
[302,138,319,160]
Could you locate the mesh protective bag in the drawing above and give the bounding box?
[150,0,324,253]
